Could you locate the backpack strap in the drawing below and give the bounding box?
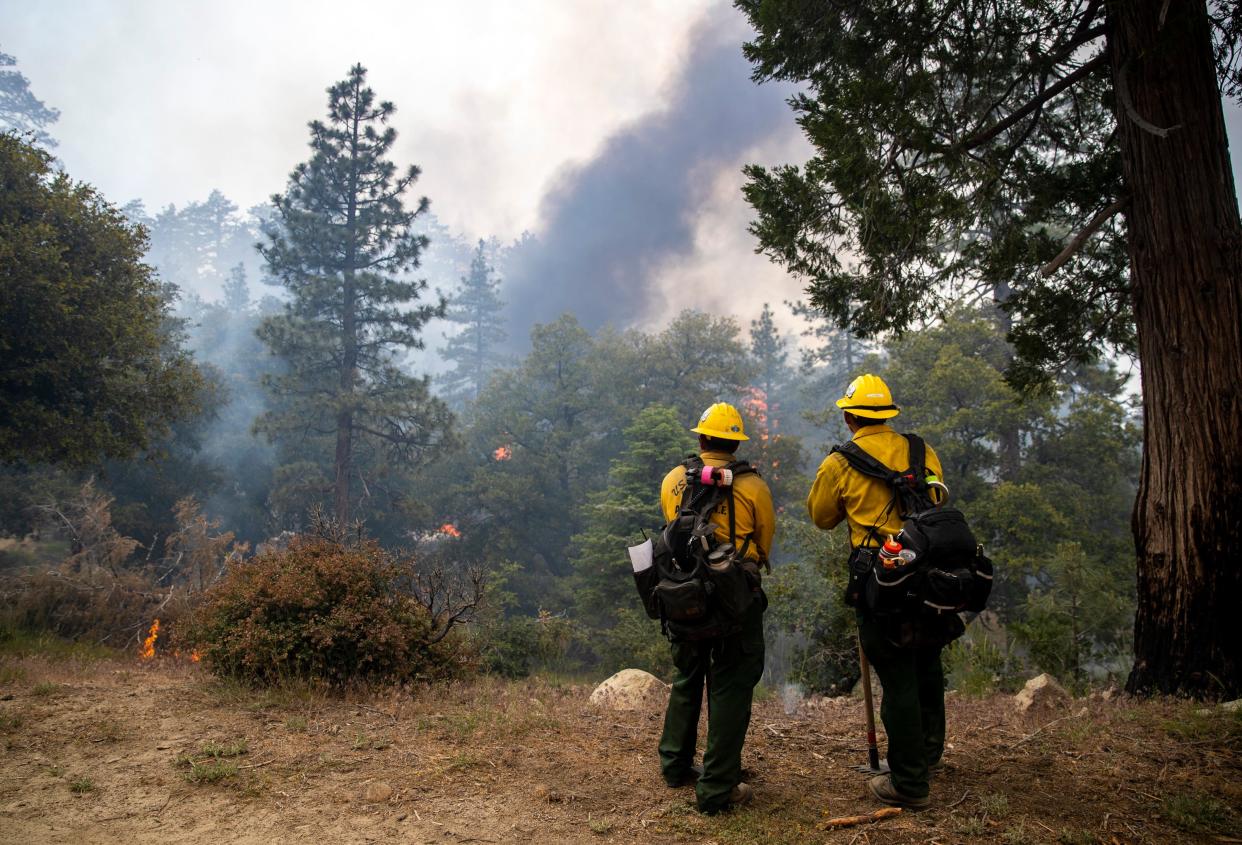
[832,442,897,482]
[830,438,907,545]
[904,433,926,480]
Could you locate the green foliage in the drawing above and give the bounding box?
[570,405,693,626]
[591,606,674,680]
[737,0,1131,386]
[440,240,507,404]
[749,303,789,401]
[1010,542,1133,687]
[0,132,204,466]
[763,514,856,694]
[942,624,1020,696]
[185,534,472,685]
[475,610,580,679]
[182,759,239,784]
[257,65,452,525]
[763,306,1138,690]
[880,308,1138,684]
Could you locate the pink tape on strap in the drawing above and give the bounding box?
[700,466,716,485]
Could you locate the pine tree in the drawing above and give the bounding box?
[257,64,451,525]
[440,240,507,403]
[0,51,59,147]
[221,264,250,313]
[749,303,788,401]
[570,405,694,623]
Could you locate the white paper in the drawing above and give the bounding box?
[628,539,654,573]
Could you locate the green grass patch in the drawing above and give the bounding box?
[198,738,248,759]
[284,715,308,732]
[0,712,25,731]
[955,815,987,836]
[1161,792,1236,834]
[31,681,62,697]
[69,776,95,794]
[202,676,327,713]
[1159,704,1242,746]
[0,628,117,662]
[1000,820,1032,845]
[184,759,239,784]
[978,792,1010,819]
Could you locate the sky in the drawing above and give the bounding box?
[0,0,811,342]
[3,0,1241,345]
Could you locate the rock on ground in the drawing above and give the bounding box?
[1014,673,1070,713]
[588,669,668,711]
[363,781,394,802]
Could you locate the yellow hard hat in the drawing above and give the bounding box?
[835,374,900,419]
[690,402,749,441]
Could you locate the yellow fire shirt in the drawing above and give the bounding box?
[660,450,776,563]
[806,424,944,548]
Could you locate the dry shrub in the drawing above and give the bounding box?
[185,534,482,686]
[0,481,172,646]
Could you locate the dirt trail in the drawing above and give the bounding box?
[0,655,1237,844]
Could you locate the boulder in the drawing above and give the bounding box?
[1013,673,1070,713]
[589,669,668,711]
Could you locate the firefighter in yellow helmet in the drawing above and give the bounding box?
[656,402,775,813]
[807,374,949,810]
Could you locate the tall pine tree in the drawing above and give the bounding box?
[258,64,451,525]
[440,240,507,404]
[749,302,788,401]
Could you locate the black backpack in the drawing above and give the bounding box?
[633,456,761,642]
[834,434,993,625]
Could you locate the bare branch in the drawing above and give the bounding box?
[1040,197,1130,277]
[1116,59,1182,138]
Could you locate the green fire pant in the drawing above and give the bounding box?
[658,601,765,813]
[858,612,946,799]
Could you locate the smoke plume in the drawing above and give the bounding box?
[501,11,796,339]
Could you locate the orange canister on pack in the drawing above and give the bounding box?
[879,535,903,569]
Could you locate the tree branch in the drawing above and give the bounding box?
[1040,197,1129,277]
[953,53,1109,151]
[1116,59,1182,138]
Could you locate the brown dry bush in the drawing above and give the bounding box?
[0,481,173,647]
[184,534,482,686]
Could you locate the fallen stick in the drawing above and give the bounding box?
[820,807,903,829]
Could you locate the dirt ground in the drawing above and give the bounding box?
[0,652,1238,845]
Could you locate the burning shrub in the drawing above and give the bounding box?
[185,534,482,685]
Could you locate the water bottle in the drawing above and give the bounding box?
[879,535,903,569]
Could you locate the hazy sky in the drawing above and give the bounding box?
[3,0,1241,341]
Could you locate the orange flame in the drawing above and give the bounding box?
[139,618,160,660]
[741,387,772,442]
[493,445,512,461]
[439,523,462,538]
[190,650,201,663]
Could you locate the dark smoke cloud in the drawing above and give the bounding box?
[501,11,797,341]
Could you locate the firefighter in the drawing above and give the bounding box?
[806,374,947,810]
[658,402,775,814]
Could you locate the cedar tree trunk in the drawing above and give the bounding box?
[1111,0,1242,697]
